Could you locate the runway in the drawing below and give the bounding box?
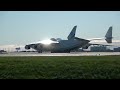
[0,52,120,56]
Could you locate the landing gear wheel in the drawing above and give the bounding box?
[38,50,42,53]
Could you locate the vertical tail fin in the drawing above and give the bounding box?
[67,25,77,40]
[105,26,112,43]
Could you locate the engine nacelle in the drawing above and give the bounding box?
[32,44,37,49]
[50,38,57,41]
[56,38,62,41]
[25,45,31,49]
[32,44,43,50]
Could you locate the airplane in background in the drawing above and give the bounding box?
[25,26,113,53]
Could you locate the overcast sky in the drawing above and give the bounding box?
[0,11,120,45]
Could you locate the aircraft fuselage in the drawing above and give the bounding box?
[27,39,90,53]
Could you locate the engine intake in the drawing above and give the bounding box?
[25,45,30,49]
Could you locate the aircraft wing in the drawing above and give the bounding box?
[87,26,113,44]
[82,43,113,49]
[28,39,59,45]
[88,43,113,46]
[25,39,59,50]
[87,38,104,41]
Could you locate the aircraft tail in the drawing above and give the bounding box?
[105,26,113,43]
[67,26,77,40]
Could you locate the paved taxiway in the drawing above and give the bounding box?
[0,52,120,56]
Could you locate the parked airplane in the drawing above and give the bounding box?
[25,26,113,53]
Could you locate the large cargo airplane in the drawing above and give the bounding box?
[25,26,113,53]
